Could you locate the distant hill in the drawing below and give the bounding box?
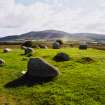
[0,30,105,42]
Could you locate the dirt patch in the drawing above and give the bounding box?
[0,95,16,105]
[0,96,8,105]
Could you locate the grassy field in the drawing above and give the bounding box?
[0,48,105,105]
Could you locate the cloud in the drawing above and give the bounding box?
[0,0,105,36]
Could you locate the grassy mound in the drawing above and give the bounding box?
[78,57,95,64]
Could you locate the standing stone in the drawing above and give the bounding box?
[53,52,70,62]
[0,59,5,65]
[79,44,87,50]
[24,47,34,55]
[3,48,11,53]
[52,42,60,49]
[79,42,88,50]
[27,58,60,78]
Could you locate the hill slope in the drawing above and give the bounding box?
[0,30,105,42]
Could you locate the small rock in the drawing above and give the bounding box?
[0,59,5,65]
[3,48,12,53]
[43,46,48,49]
[21,71,27,74]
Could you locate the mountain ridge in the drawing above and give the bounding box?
[0,30,105,42]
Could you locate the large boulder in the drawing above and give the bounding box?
[0,59,5,65]
[52,42,60,49]
[27,58,60,78]
[3,48,11,53]
[53,52,70,62]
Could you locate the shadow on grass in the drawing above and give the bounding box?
[20,53,33,57]
[4,74,53,88]
[0,65,4,67]
[20,54,25,56]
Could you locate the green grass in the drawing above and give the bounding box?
[0,48,105,105]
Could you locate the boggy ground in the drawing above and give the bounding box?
[0,48,105,105]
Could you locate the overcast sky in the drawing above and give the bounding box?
[0,0,105,36]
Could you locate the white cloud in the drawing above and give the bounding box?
[0,0,105,36]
